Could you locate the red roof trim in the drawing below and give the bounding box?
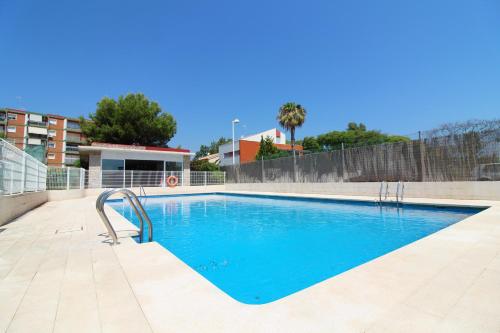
[5,108,27,114]
[91,142,190,153]
[144,146,190,153]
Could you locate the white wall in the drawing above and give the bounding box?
[0,191,48,226]
[219,141,240,167]
[225,181,500,201]
[243,128,286,144]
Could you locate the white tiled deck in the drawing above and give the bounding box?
[1,190,499,332]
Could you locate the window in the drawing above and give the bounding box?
[7,113,17,120]
[49,119,57,125]
[48,153,55,160]
[102,159,124,170]
[165,161,183,171]
[48,130,56,137]
[48,142,56,149]
[7,126,16,133]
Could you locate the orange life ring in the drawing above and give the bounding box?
[166,175,178,188]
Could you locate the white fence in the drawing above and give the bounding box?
[47,167,86,190]
[46,169,225,190]
[190,171,226,186]
[0,139,47,195]
[96,170,185,188]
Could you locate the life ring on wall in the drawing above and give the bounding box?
[166,175,178,188]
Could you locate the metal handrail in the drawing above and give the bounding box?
[396,181,401,205]
[400,182,405,203]
[96,188,153,245]
[378,181,384,203]
[379,181,406,206]
[139,186,146,197]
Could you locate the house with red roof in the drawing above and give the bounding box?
[218,128,303,166]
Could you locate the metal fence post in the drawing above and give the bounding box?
[223,171,226,184]
[36,162,40,191]
[341,142,346,182]
[204,171,207,186]
[80,168,84,189]
[66,167,70,190]
[10,164,14,195]
[131,170,134,188]
[21,154,26,193]
[261,156,265,183]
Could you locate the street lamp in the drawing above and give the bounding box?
[232,118,240,165]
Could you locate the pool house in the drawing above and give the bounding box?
[78,142,193,188]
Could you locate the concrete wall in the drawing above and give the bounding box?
[183,155,190,186]
[225,181,500,201]
[0,191,48,226]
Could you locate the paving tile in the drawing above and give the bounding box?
[366,304,442,333]
[6,233,72,333]
[438,304,500,333]
[1,192,500,333]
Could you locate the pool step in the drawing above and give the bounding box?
[113,242,246,333]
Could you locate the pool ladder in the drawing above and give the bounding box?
[96,188,153,245]
[378,181,405,206]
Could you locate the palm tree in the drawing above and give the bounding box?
[277,102,307,152]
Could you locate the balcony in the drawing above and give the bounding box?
[66,122,81,132]
[64,156,80,165]
[66,135,81,143]
[65,145,80,154]
[28,126,48,135]
[28,120,48,127]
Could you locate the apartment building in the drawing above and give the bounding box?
[0,108,86,167]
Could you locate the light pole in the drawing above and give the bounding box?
[232,118,240,165]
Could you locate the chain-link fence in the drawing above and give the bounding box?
[223,128,500,183]
[0,138,47,195]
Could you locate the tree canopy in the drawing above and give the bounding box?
[303,122,409,152]
[81,93,177,146]
[194,137,231,160]
[301,136,321,152]
[255,136,288,160]
[190,159,220,171]
[277,102,306,150]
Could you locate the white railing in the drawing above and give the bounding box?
[45,169,226,190]
[0,138,47,195]
[97,170,185,188]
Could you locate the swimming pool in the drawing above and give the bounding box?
[108,193,482,304]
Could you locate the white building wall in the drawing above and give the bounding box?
[242,128,286,144]
[219,141,240,166]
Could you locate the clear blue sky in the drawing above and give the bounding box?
[1,0,499,150]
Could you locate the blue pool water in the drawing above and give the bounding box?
[108,193,481,304]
